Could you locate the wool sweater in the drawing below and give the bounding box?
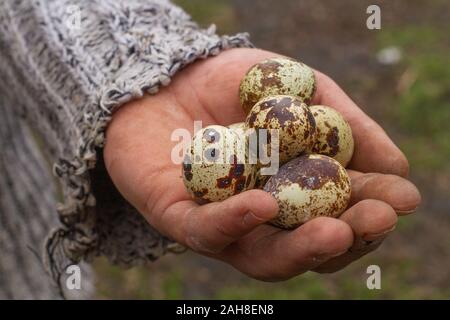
[0,0,252,299]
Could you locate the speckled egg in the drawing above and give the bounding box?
[228,122,246,132]
[239,57,316,115]
[182,125,256,204]
[309,105,354,167]
[245,95,316,165]
[228,121,258,163]
[253,169,270,189]
[228,122,264,189]
[263,154,351,229]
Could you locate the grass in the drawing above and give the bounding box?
[173,0,237,34]
[163,270,183,299]
[214,252,449,300]
[216,273,332,300]
[94,236,449,300]
[378,26,450,174]
[94,257,185,299]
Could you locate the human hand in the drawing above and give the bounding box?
[103,48,421,280]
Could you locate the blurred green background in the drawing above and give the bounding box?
[94,0,450,299]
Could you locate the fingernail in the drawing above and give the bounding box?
[396,207,418,215]
[329,249,350,258]
[243,211,268,226]
[313,249,349,262]
[362,225,396,241]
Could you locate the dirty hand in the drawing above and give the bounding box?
[104,48,421,280]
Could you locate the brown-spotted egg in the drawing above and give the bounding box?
[239,57,316,115]
[263,154,351,229]
[309,105,354,167]
[182,125,256,203]
[245,95,316,165]
[228,122,246,132]
[253,169,270,189]
[228,122,261,189]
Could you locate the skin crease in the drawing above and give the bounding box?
[103,48,421,281]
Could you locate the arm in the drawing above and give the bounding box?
[0,0,251,287]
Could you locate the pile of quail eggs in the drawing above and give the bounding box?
[182,57,354,229]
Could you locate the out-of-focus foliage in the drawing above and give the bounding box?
[174,0,237,34]
[378,26,450,173]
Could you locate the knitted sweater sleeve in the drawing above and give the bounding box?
[0,0,252,286]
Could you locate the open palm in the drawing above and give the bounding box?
[104,48,420,280]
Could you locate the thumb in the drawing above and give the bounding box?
[158,189,279,254]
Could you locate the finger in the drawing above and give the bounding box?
[348,170,421,214]
[156,189,279,254]
[312,71,409,177]
[222,217,354,281]
[313,199,397,273]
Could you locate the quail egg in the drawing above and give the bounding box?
[245,95,316,165]
[239,57,316,114]
[263,154,351,229]
[309,105,354,167]
[228,121,255,161]
[182,125,256,203]
[228,122,246,132]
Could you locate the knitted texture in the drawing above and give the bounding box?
[0,0,252,297]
